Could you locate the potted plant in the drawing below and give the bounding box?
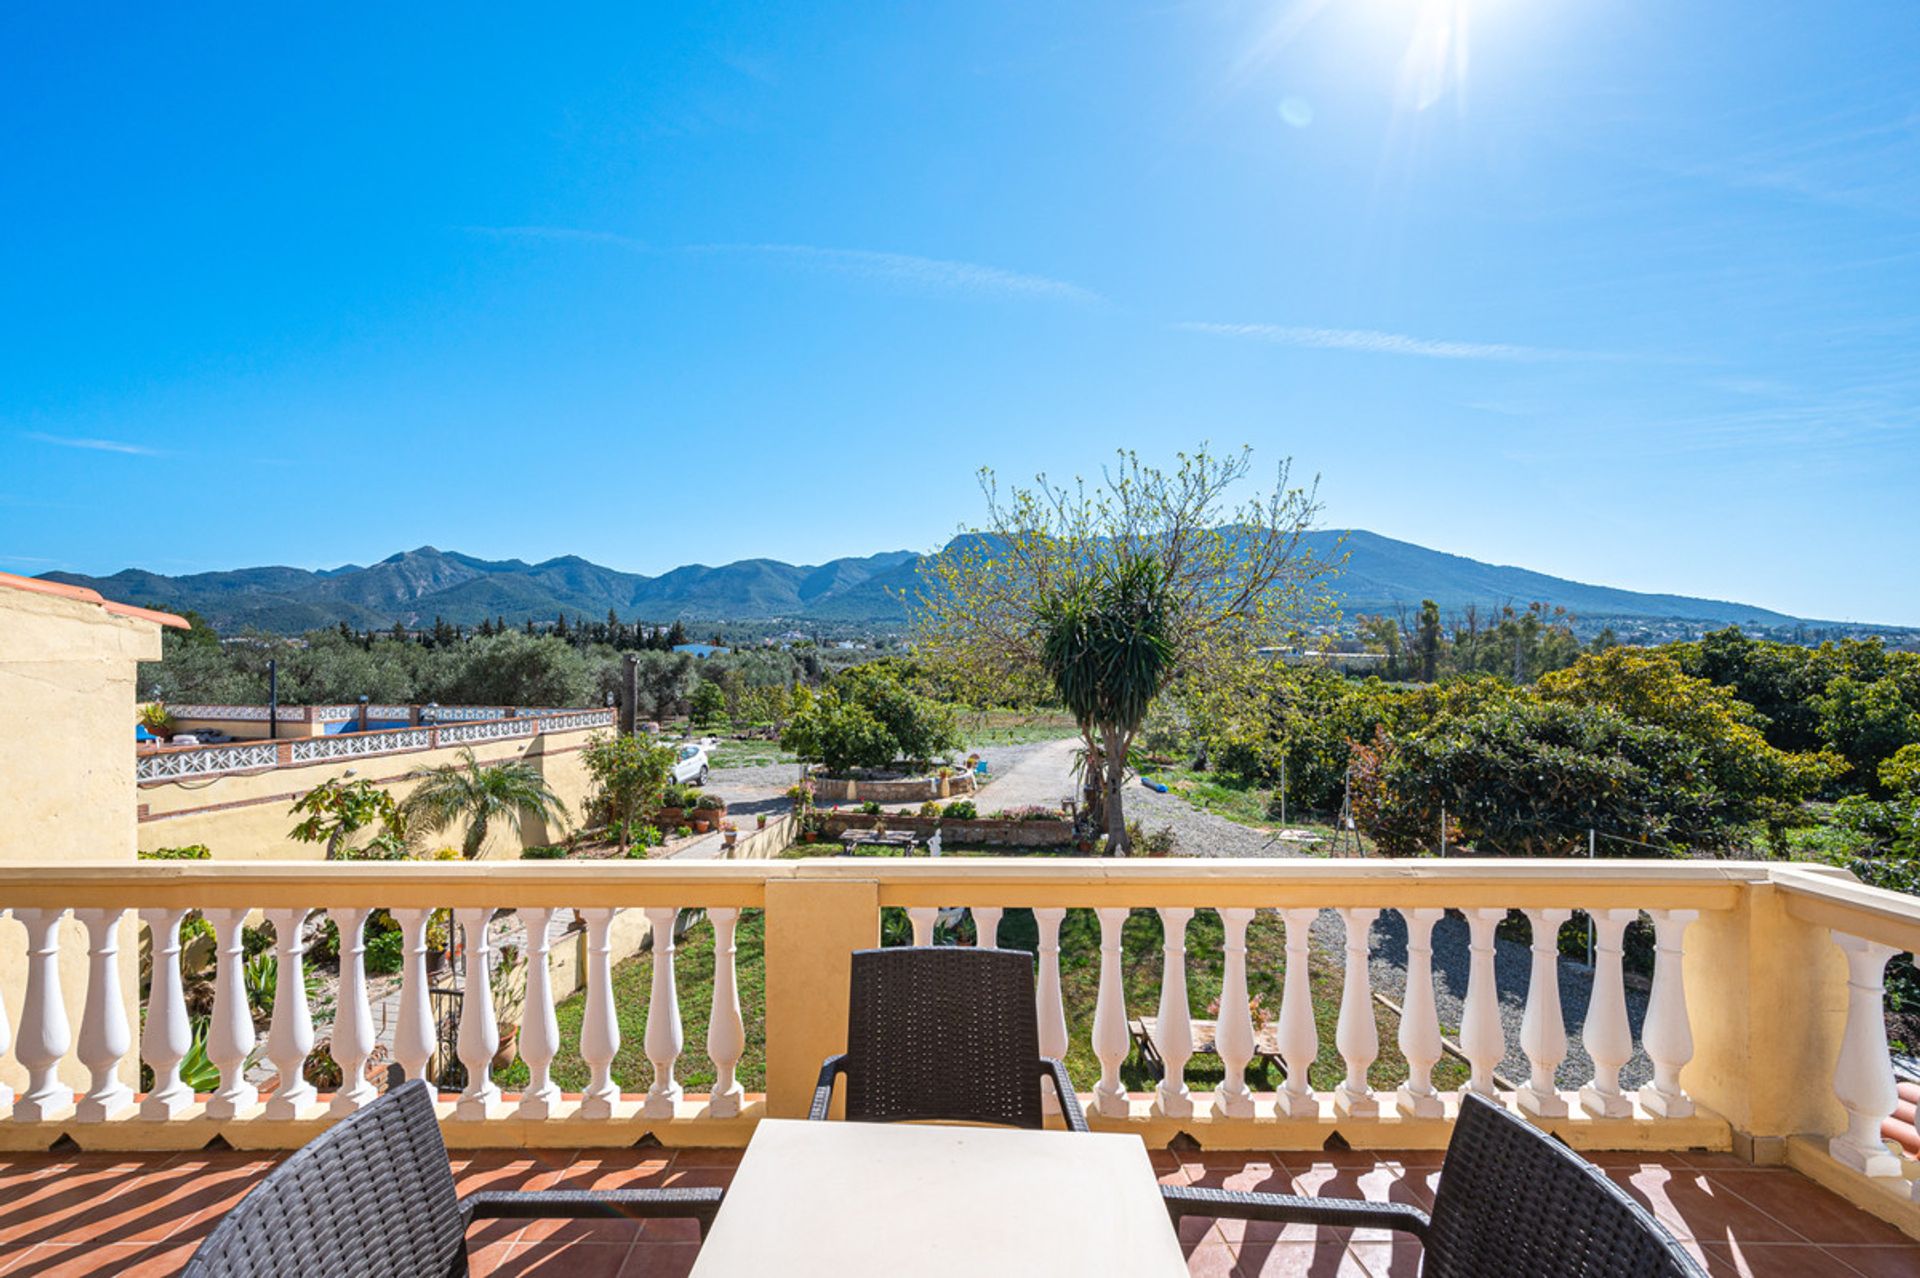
[140,702,177,743]
[721,820,738,850]
[692,816,711,834]
[755,813,768,830]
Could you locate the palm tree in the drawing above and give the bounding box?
[1037,555,1175,855]
[403,749,569,858]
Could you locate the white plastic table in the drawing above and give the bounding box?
[688,1119,1189,1276]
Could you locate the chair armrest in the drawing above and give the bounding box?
[1161,1186,1430,1241]
[1038,1057,1090,1133]
[461,1187,726,1238]
[809,1054,848,1121]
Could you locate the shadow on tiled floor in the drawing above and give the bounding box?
[0,1145,1914,1276]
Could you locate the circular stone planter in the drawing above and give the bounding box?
[809,771,976,805]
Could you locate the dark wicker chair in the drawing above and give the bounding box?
[182,1080,723,1278]
[810,946,1088,1132]
[1163,1092,1707,1277]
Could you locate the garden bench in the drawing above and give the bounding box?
[1129,1016,1286,1082]
[838,828,924,854]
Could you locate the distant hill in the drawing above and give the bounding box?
[39,532,1833,633]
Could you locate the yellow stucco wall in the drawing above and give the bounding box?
[136,728,599,860]
[0,586,162,1096]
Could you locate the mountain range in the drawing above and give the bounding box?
[41,531,1831,634]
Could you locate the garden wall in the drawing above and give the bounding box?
[815,811,1074,849]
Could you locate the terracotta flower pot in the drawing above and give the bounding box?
[692,819,711,834]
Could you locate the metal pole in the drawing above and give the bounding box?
[1586,826,1597,966]
[268,659,278,741]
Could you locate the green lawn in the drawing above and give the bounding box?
[501,903,1467,1097]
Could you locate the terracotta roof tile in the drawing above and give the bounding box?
[0,571,191,629]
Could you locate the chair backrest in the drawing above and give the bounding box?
[842,946,1044,1129]
[1424,1094,1707,1278]
[184,1080,466,1278]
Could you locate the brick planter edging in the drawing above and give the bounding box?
[815,810,1075,849]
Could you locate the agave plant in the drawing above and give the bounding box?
[403,748,570,859]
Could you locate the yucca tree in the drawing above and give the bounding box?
[1037,555,1174,854]
[403,749,570,858]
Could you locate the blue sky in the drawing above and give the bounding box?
[3,1,1916,624]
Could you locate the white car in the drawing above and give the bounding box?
[671,742,711,787]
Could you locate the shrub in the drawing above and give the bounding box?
[623,824,663,858]
[520,843,568,859]
[582,733,675,855]
[781,664,960,773]
[942,799,977,820]
[365,924,404,975]
[674,824,693,839]
[917,800,942,818]
[860,800,883,815]
[141,843,211,860]
[1125,821,1178,856]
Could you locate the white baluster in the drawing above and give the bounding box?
[643,907,684,1118]
[1213,908,1257,1119]
[1518,908,1573,1117]
[263,909,317,1119]
[1460,908,1506,1097]
[515,907,562,1120]
[1152,907,1195,1118]
[74,909,135,1122]
[0,911,11,1112]
[578,907,623,1119]
[1334,907,1380,1117]
[328,909,377,1115]
[1395,908,1445,1119]
[140,908,194,1118]
[1579,908,1637,1118]
[706,908,745,1118]
[1089,907,1131,1118]
[390,909,437,1085]
[1827,932,1905,1179]
[453,908,500,1119]
[1637,908,1699,1118]
[907,907,938,946]
[1275,907,1319,1117]
[203,908,257,1119]
[1034,907,1069,1116]
[13,909,74,1122]
[972,906,1003,948]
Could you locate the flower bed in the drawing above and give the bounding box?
[815,809,1073,849]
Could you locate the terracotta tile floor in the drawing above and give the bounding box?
[0,1144,1913,1277]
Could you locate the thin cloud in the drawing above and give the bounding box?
[464,225,1099,304]
[24,432,160,456]
[1175,321,1584,362]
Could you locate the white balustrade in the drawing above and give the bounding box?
[972,906,1003,948]
[140,908,194,1118]
[1034,907,1069,1115]
[1395,908,1446,1119]
[391,909,437,1084]
[579,907,624,1118]
[1460,908,1506,1097]
[643,907,684,1118]
[907,907,938,946]
[328,908,378,1115]
[74,909,135,1122]
[1213,907,1257,1119]
[1089,907,1131,1117]
[515,907,563,1120]
[263,909,317,1119]
[1152,908,1196,1118]
[706,908,746,1118]
[204,908,258,1118]
[1334,907,1380,1117]
[13,909,73,1121]
[1275,908,1319,1117]
[1637,908,1699,1118]
[1518,908,1573,1116]
[0,911,11,1112]
[454,909,502,1119]
[1827,931,1905,1179]
[1579,908,1637,1118]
